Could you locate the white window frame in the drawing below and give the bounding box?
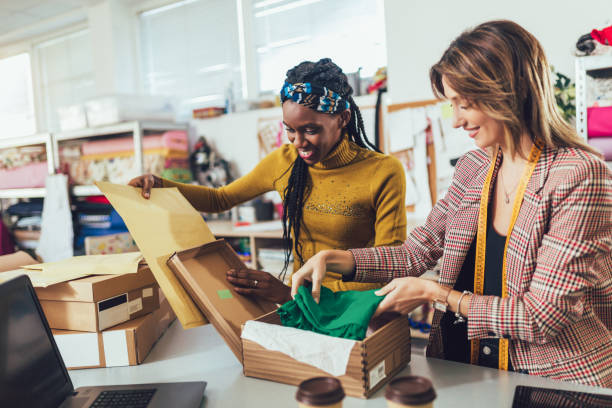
[32,24,94,132]
[0,43,38,136]
[133,0,262,101]
[0,21,89,135]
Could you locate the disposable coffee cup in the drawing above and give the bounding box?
[296,377,345,408]
[385,376,436,408]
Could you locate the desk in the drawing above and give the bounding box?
[69,322,612,407]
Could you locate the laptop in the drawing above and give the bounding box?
[0,275,206,408]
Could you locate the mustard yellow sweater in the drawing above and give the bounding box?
[163,137,407,291]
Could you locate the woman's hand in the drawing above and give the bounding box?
[226,268,292,304]
[291,249,355,303]
[128,174,163,199]
[373,277,438,317]
[290,252,329,304]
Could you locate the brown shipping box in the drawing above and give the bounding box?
[166,239,411,399]
[36,266,160,332]
[52,295,175,369]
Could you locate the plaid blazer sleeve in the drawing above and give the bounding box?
[348,153,479,282]
[467,157,612,343]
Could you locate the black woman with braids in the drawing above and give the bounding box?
[129,58,407,304]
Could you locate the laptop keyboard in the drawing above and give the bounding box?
[89,389,156,408]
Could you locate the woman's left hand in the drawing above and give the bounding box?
[373,277,436,317]
[226,268,292,304]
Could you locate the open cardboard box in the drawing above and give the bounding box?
[167,239,411,398]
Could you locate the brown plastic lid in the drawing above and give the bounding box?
[385,376,436,405]
[295,377,345,406]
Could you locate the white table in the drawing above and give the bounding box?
[70,322,612,407]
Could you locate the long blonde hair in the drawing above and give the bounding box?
[430,20,599,158]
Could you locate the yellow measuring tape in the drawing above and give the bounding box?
[470,143,542,370]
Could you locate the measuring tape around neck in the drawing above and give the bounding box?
[470,143,542,370]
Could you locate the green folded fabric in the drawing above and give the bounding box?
[278,284,384,340]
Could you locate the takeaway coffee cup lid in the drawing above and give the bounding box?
[296,377,345,406]
[385,376,436,405]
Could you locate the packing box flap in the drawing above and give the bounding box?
[96,181,213,329]
[0,251,38,272]
[35,265,155,302]
[167,239,277,363]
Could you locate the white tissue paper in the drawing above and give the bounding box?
[241,320,357,376]
[37,174,73,262]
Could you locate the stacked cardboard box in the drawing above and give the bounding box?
[34,266,174,369]
[53,291,175,369]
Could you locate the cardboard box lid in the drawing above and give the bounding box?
[35,265,156,302]
[0,251,37,272]
[167,239,277,363]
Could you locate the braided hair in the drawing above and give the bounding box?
[279,58,380,280]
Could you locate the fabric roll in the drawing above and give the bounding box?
[587,106,612,138]
[81,131,188,156]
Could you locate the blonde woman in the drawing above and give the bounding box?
[291,20,612,387]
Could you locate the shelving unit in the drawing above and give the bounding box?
[0,133,54,199]
[53,120,189,196]
[0,121,188,255]
[575,54,612,169]
[0,121,188,200]
[207,220,284,271]
[575,54,612,139]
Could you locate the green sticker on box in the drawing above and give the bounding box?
[217,289,233,299]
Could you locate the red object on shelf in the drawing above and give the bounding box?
[85,196,111,204]
[234,221,251,227]
[591,25,612,46]
[587,106,612,138]
[274,203,284,219]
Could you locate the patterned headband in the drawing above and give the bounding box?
[280,81,350,114]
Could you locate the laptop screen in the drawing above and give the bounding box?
[0,275,73,408]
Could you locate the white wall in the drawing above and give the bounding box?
[191,107,281,177]
[384,0,612,103]
[191,94,379,177]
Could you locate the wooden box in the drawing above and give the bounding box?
[167,239,411,398]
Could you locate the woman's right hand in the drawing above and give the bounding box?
[128,174,163,199]
[291,249,355,303]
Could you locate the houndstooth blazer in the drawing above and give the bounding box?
[351,146,612,388]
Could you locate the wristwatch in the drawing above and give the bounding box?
[432,286,451,312]
[432,297,448,312]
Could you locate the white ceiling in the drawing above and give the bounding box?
[0,0,92,37]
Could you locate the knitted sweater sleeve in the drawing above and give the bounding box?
[162,146,292,212]
[370,155,407,247]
